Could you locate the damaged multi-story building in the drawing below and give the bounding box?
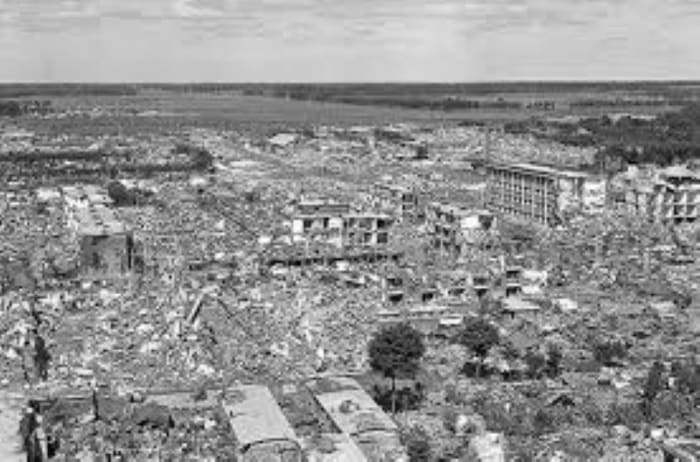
[622,165,700,225]
[485,162,607,226]
[69,206,133,278]
[63,185,133,278]
[373,183,421,221]
[290,199,394,250]
[426,202,497,259]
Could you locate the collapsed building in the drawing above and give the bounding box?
[485,162,607,226]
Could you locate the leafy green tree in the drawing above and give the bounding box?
[368,323,425,414]
[593,340,627,367]
[453,318,499,378]
[401,426,432,462]
[106,180,135,206]
[642,361,665,419]
[524,351,546,379]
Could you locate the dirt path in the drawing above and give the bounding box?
[0,390,25,461]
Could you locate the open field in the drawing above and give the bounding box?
[8,89,681,138]
[4,81,698,135]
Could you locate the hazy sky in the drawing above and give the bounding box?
[0,0,699,82]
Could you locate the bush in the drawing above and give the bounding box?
[604,402,645,430]
[524,352,547,379]
[107,181,136,206]
[401,426,432,462]
[592,340,627,367]
[371,382,424,413]
[533,409,555,436]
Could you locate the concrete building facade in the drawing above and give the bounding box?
[72,206,133,278]
[290,200,393,250]
[624,166,700,225]
[486,162,606,226]
[426,202,496,258]
[63,184,133,278]
[373,183,421,221]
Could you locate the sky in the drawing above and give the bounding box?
[0,0,699,82]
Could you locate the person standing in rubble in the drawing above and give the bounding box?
[20,407,48,462]
[19,406,37,460]
[33,331,51,382]
[21,326,35,383]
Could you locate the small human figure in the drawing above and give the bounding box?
[19,406,37,457]
[33,333,51,382]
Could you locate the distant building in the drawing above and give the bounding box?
[485,162,607,226]
[63,185,133,278]
[466,432,506,462]
[290,200,393,250]
[624,165,700,225]
[291,200,350,248]
[72,206,133,278]
[268,133,299,151]
[62,184,113,210]
[373,183,421,221]
[426,202,497,258]
[343,213,393,248]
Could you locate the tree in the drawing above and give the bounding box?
[106,180,135,206]
[524,351,546,379]
[368,323,425,415]
[671,360,700,395]
[453,318,499,378]
[401,426,432,462]
[592,340,627,367]
[642,361,665,419]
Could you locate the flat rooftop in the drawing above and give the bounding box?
[222,384,300,450]
[72,205,128,235]
[307,376,398,437]
[488,161,589,179]
[429,202,492,217]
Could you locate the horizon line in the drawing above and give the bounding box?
[2,79,700,86]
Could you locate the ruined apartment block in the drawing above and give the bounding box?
[624,165,700,225]
[291,200,350,248]
[71,206,133,278]
[426,202,496,258]
[343,213,393,248]
[63,185,133,278]
[485,162,607,226]
[373,183,421,221]
[291,200,393,250]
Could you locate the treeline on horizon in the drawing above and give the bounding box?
[506,104,700,169]
[2,81,700,98]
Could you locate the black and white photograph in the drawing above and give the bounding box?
[0,0,699,460]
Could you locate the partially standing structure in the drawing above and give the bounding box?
[71,206,133,278]
[485,162,607,226]
[373,183,421,221]
[63,185,133,279]
[624,165,700,225]
[426,202,497,259]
